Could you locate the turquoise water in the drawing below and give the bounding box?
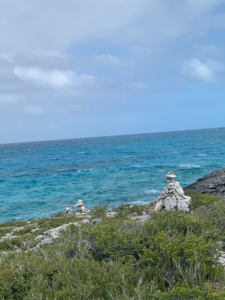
[1,128,225,223]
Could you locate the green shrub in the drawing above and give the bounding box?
[190,192,221,210]
[0,220,27,228]
[90,203,108,218]
[1,194,225,299]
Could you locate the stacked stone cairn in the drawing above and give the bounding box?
[65,205,73,215]
[74,199,86,214]
[154,171,191,212]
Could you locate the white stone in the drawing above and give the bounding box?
[65,205,73,215]
[154,171,191,212]
[130,215,151,222]
[74,199,86,214]
[106,211,117,217]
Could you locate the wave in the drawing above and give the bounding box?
[199,154,206,156]
[130,200,148,205]
[145,189,161,195]
[179,164,200,168]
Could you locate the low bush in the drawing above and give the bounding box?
[1,193,225,299]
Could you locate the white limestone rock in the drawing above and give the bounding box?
[74,199,85,214]
[65,205,73,215]
[130,215,151,222]
[154,171,191,212]
[106,211,117,217]
[43,219,90,238]
[92,218,103,225]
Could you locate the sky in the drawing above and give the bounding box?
[0,0,225,143]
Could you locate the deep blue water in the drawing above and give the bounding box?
[1,128,225,223]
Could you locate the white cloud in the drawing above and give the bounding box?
[93,54,120,66]
[13,66,97,88]
[181,58,224,82]
[13,67,74,87]
[24,106,44,114]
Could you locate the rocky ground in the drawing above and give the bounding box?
[0,205,152,255]
[184,168,225,200]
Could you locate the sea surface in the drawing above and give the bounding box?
[1,128,225,223]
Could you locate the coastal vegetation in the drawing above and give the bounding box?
[1,193,225,299]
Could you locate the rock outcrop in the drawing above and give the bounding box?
[74,200,85,214]
[154,171,191,212]
[65,205,73,215]
[130,215,151,222]
[183,168,225,200]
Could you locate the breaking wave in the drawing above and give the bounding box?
[179,164,200,168]
[145,189,161,195]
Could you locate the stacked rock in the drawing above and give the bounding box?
[74,199,86,214]
[154,171,191,212]
[65,205,73,215]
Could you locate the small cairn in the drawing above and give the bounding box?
[65,205,73,215]
[154,171,191,212]
[74,199,86,214]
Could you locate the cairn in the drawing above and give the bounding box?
[154,171,191,212]
[74,199,86,214]
[65,205,73,215]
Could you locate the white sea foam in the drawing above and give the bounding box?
[145,189,161,195]
[131,200,148,205]
[199,154,206,156]
[179,164,200,168]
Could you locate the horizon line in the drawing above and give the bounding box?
[0,126,221,146]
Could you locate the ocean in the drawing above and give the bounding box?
[1,128,225,223]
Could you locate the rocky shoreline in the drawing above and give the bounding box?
[184,168,225,200]
[0,170,215,254]
[2,170,225,298]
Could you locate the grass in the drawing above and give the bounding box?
[0,192,225,299]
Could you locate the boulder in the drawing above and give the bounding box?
[183,168,225,200]
[154,171,191,212]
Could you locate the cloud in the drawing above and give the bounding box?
[13,66,97,88]
[181,58,224,82]
[0,0,224,54]
[93,54,120,66]
[13,67,74,87]
[0,0,225,143]
[24,106,44,114]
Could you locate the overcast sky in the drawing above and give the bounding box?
[0,0,225,143]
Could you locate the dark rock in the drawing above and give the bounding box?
[183,168,225,200]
